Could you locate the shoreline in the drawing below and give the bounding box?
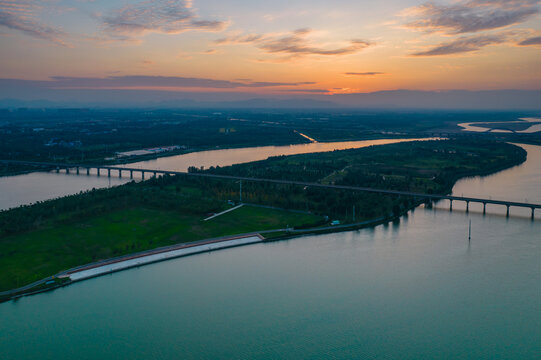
[0,234,264,303]
[1,188,536,304]
[0,135,428,178]
[64,234,264,282]
[0,214,396,304]
[0,206,433,304]
[0,141,529,302]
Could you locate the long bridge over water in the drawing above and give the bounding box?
[2,159,540,220]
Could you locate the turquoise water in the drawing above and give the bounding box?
[1,209,540,359]
[1,144,540,359]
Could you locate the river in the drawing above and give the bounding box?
[458,118,541,133]
[0,138,429,211]
[0,143,540,359]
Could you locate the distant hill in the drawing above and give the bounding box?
[0,78,539,110]
[330,90,541,110]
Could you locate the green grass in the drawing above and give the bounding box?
[0,140,527,294]
[0,205,321,292]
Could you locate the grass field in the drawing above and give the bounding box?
[0,205,321,292]
[0,140,527,294]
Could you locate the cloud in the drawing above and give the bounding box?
[101,0,228,41]
[0,0,68,45]
[411,33,508,56]
[280,88,331,93]
[5,76,315,90]
[215,28,372,59]
[518,35,541,45]
[344,72,386,76]
[403,0,540,35]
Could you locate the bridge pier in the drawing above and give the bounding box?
[466,201,469,213]
[4,160,541,221]
[483,202,487,215]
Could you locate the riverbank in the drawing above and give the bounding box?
[0,213,396,304]
[0,140,528,299]
[0,204,322,294]
[0,134,427,178]
[2,144,541,360]
[457,118,541,134]
[2,234,261,303]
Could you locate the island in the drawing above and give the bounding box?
[0,139,527,302]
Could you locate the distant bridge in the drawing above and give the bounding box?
[2,159,540,219]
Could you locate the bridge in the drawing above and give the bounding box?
[2,159,540,220]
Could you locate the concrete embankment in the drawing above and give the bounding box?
[63,234,264,282]
[0,234,265,303]
[0,213,411,303]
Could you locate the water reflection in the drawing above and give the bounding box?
[458,118,541,133]
[1,160,540,358]
[0,172,129,211]
[439,144,541,219]
[0,138,432,210]
[121,138,434,172]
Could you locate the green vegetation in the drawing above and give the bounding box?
[2,108,538,176]
[0,109,311,174]
[0,205,320,291]
[200,139,526,218]
[0,139,527,293]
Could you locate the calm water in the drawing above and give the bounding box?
[121,138,431,172]
[0,138,428,211]
[458,118,541,133]
[1,144,540,359]
[445,144,541,218]
[0,172,128,211]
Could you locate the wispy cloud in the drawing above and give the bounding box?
[0,0,68,45]
[403,0,540,35]
[101,0,228,41]
[411,33,508,56]
[215,28,372,59]
[5,75,315,90]
[518,35,541,45]
[344,72,386,76]
[280,88,331,93]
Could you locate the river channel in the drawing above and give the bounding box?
[0,138,429,211]
[0,143,540,359]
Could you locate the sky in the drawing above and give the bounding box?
[0,0,540,99]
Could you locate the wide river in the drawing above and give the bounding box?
[1,142,540,359]
[0,138,429,211]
